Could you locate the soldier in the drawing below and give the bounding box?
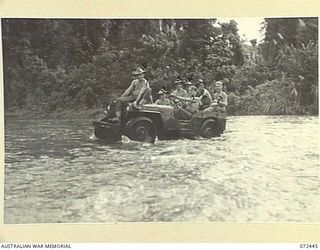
[195,79,212,107]
[112,67,152,121]
[155,89,171,106]
[119,67,152,106]
[170,86,202,120]
[205,81,228,112]
[171,79,188,98]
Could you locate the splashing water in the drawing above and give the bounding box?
[4,116,320,223]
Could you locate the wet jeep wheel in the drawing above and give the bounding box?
[200,120,220,138]
[125,117,157,143]
[94,126,122,142]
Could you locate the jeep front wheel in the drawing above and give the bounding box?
[200,119,220,138]
[125,117,157,143]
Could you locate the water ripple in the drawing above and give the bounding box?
[4,116,320,223]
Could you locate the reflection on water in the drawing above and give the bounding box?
[4,116,320,223]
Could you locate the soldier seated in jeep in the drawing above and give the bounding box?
[196,79,212,109]
[155,89,171,106]
[112,67,153,121]
[94,82,227,143]
[170,85,202,120]
[204,81,228,112]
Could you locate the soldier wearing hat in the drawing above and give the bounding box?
[171,79,188,98]
[195,79,212,107]
[120,67,152,104]
[184,78,194,91]
[113,67,152,121]
[155,89,171,106]
[170,85,202,120]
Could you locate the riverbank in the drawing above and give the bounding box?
[4,107,318,120]
[4,108,105,120]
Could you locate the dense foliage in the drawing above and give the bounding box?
[2,18,318,115]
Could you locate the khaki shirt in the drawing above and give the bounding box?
[155,98,171,106]
[172,88,188,98]
[213,91,228,105]
[196,88,212,105]
[185,96,202,113]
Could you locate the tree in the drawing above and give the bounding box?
[261,17,318,64]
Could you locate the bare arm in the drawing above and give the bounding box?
[121,81,134,97]
[171,94,197,103]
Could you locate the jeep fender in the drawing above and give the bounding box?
[199,118,220,138]
[124,116,157,142]
[203,117,227,134]
[126,115,160,133]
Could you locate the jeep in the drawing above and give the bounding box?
[93,100,226,143]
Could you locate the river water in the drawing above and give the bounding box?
[4,116,320,223]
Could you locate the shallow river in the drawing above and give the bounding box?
[4,116,320,223]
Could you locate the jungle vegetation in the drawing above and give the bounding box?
[2,18,318,116]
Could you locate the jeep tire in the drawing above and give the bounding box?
[125,117,157,143]
[200,119,220,138]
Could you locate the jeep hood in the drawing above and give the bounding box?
[141,104,174,121]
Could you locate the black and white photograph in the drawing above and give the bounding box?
[2,17,319,224]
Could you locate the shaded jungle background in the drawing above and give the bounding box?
[2,18,318,116]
